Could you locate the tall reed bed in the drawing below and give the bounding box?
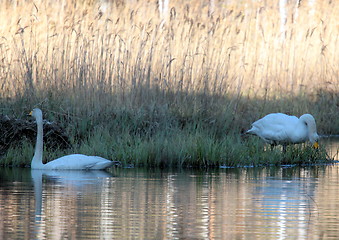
[0,0,337,166]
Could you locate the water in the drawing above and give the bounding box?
[0,139,338,239]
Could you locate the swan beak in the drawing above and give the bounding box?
[313,142,319,149]
[29,111,33,116]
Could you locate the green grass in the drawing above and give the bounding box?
[0,108,332,168]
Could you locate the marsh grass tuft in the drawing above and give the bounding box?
[2,141,34,167]
[1,119,333,168]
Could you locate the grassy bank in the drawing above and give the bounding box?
[1,113,331,168]
[0,98,333,168]
[0,0,338,167]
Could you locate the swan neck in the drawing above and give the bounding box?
[32,118,44,169]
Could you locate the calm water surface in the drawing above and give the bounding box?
[0,139,338,239]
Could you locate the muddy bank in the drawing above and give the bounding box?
[0,114,71,156]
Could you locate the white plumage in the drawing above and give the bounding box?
[246,113,319,150]
[29,108,114,170]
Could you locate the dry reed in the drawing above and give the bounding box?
[0,0,338,166]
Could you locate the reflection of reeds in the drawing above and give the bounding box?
[0,1,337,166]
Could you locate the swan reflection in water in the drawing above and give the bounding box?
[253,175,317,239]
[31,169,113,230]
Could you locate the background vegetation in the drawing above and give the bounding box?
[0,0,337,167]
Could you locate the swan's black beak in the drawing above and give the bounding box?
[313,141,319,149]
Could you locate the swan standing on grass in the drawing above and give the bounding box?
[246,113,319,152]
[29,108,114,170]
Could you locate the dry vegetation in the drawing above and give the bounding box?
[0,0,337,167]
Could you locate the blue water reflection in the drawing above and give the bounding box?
[0,139,338,240]
[252,176,317,239]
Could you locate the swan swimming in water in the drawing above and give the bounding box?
[29,108,114,170]
[246,113,319,151]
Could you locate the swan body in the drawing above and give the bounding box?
[29,108,114,170]
[246,113,319,149]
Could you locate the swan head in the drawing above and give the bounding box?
[29,108,43,122]
[300,114,319,149]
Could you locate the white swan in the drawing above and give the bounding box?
[246,113,319,151]
[29,108,114,170]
